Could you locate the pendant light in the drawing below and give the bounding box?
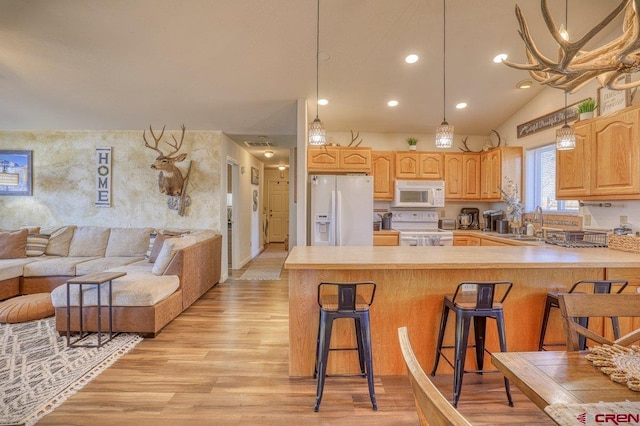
[555,0,575,151]
[308,0,326,146]
[435,0,453,148]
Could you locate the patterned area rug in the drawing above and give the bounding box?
[239,250,288,280]
[0,317,142,426]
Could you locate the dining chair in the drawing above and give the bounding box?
[398,327,472,426]
[557,293,640,351]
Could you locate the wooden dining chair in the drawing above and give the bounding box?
[557,293,640,351]
[397,327,472,426]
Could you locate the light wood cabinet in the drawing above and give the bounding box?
[480,238,509,246]
[453,235,481,246]
[307,146,371,173]
[444,153,481,200]
[557,105,640,200]
[373,230,400,246]
[372,151,394,200]
[395,152,444,179]
[480,147,523,201]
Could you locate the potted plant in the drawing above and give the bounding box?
[577,98,597,120]
[406,137,418,151]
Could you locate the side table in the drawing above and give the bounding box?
[66,271,126,348]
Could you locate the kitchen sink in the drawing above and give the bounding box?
[498,235,545,242]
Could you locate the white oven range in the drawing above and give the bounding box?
[391,210,453,246]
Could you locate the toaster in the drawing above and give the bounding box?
[438,218,456,230]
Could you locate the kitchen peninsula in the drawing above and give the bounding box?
[284,245,640,377]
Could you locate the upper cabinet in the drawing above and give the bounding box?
[308,146,372,173]
[372,151,395,200]
[444,153,481,200]
[395,152,444,179]
[480,147,523,202]
[557,105,640,200]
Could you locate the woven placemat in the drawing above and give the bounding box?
[545,401,640,425]
[585,344,640,391]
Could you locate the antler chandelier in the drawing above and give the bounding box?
[503,0,640,93]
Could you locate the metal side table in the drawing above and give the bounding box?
[66,271,126,348]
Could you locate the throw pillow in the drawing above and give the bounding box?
[42,226,77,256]
[0,229,28,259]
[148,233,170,263]
[105,227,155,257]
[152,235,197,276]
[26,233,51,257]
[145,232,158,260]
[68,226,111,257]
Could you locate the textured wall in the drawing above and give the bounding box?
[0,130,222,232]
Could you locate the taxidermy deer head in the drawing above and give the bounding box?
[143,124,188,196]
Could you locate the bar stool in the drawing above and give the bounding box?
[538,279,628,351]
[430,281,514,408]
[313,281,377,412]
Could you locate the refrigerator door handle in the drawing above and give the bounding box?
[336,190,342,246]
[329,190,336,246]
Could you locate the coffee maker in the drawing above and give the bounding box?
[458,208,479,230]
[482,209,504,232]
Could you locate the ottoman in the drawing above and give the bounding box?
[0,293,55,323]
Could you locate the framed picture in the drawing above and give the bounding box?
[0,150,32,196]
[598,75,631,116]
[251,167,259,185]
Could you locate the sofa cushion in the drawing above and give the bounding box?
[148,233,170,263]
[107,260,154,274]
[0,258,42,281]
[76,256,145,276]
[26,233,51,257]
[68,227,111,257]
[22,256,100,277]
[152,236,197,276]
[50,273,180,307]
[42,226,76,256]
[105,227,154,257]
[0,229,28,259]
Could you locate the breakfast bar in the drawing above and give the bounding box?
[284,245,640,377]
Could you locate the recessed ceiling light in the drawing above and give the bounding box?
[278,165,286,171]
[264,151,274,158]
[405,54,419,64]
[318,98,329,106]
[387,100,399,107]
[516,80,533,89]
[493,53,508,63]
[456,102,467,109]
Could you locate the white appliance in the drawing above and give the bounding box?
[391,210,453,246]
[392,180,445,208]
[310,175,373,246]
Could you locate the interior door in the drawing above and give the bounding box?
[268,179,289,243]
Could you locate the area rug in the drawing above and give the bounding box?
[239,250,288,280]
[0,317,142,426]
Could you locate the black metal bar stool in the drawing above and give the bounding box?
[313,281,377,412]
[538,279,628,351]
[430,281,514,408]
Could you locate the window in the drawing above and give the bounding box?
[525,144,579,212]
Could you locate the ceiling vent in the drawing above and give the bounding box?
[244,140,277,148]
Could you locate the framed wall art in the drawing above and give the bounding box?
[0,150,33,196]
[251,167,259,185]
[598,75,631,116]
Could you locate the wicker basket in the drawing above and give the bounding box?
[608,234,640,254]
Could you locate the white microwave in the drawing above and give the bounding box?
[392,180,445,208]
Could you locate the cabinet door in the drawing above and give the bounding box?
[480,149,502,200]
[395,152,419,178]
[462,154,481,199]
[418,153,444,179]
[444,154,463,199]
[372,151,394,200]
[591,109,640,196]
[340,147,372,172]
[308,147,339,171]
[557,123,591,199]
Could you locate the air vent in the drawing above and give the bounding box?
[244,141,277,148]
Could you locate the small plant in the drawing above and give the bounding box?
[406,137,418,146]
[577,98,597,114]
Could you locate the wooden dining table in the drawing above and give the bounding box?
[492,350,640,424]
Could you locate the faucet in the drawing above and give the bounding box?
[534,206,544,238]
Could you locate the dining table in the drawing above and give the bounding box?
[492,350,640,425]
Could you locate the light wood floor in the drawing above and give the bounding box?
[38,244,553,425]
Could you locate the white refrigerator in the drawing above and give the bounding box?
[310,175,373,246]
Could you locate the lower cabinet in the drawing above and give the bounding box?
[453,236,481,246]
[373,231,400,246]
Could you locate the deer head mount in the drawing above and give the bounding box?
[503,0,640,93]
[143,124,188,196]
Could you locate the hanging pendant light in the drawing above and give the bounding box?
[435,0,453,148]
[308,0,326,146]
[556,0,575,151]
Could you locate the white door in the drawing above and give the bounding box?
[268,179,289,243]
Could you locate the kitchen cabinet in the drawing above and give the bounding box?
[372,151,394,200]
[480,238,509,246]
[557,105,640,200]
[373,230,400,246]
[307,146,372,173]
[395,152,444,179]
[444,153,481,200]
[453,235,481,246]
[480,147,523,201]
